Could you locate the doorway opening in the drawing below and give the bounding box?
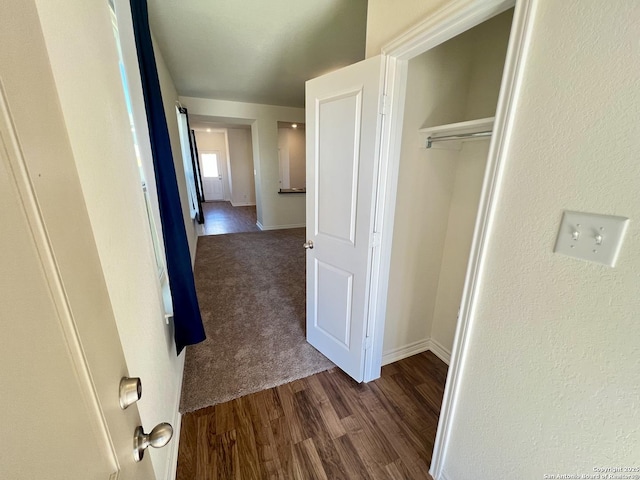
[379,7,516,470]
[367,0,536,476]
[189,122,259,236]
[382,8,515,368]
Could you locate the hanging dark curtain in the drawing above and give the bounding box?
[129,0,206,354]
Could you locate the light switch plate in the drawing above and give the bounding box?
[554,211,629,267]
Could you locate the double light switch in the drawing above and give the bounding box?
[554,211,629,267]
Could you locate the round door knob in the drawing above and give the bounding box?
[303,240,314,249]
[133,422,173,462]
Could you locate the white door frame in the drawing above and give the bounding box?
[363,0,537,477]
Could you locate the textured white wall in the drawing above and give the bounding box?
[443,1,640,478]
[179,96,306,229]
[227,128,257,206]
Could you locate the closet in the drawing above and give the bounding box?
[383,9,515,363]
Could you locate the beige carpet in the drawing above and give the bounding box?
[180,228,334,413]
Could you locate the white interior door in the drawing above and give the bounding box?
[305,55,384,382]
[1,2,156,478]
[0,84,155,480]
[200,151,224,201]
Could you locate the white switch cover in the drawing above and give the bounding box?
[554,211,629,267]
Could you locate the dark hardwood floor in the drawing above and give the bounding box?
[176,351,446,479]
[199,201,260,236]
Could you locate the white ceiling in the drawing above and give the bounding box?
[148,0,368,108]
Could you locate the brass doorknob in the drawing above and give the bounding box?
[303,240,314,249]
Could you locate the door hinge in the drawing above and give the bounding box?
[379,94,388,116]
[369,232,381,248]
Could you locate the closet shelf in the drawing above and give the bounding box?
[419,117,494,150]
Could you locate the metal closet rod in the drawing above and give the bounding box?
[426,130,492,148]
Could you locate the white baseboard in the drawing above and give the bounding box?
[230,201,256,207]
[427,338,451,365]
[165,352,186,480]
[166,412,182,480]
[256,222,305,231]
[382,339,430,365]
[381,337,451,366]
[430,470,451,480]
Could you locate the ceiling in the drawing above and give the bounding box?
[148,0,368,108]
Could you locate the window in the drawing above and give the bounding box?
[201,153,219,178]
[110,5,166,280]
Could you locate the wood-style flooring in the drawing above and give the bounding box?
[198,201,260,236]
[176,351,446,480]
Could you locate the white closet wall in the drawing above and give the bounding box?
[383,10,513,363]
[383,34,467,362]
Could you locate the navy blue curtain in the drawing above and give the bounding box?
[129,0,206,354]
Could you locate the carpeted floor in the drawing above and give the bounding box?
[180,228,335,413]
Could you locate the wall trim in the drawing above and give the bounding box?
[166,412,182,480]
[256,222,305,231]
[230,201,256,207]
[364,0,516,385]
[382,0,514,59]
[360,0,535,478]
[382,339,430,365]
[428,0,537,478]
[166,351,186,480]
[428,338,451,365]
[381,338,452,366]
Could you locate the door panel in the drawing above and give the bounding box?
[306,55,384,382]
[0,86,154,480]
[317,91,361,243]
[0,1,155,478]
[0,108,112,480]
[316,260,354,346]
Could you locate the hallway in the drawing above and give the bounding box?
[182,228,332,412]
[197,201,260,236]
[177,351,445,479]
[182,199,445,479]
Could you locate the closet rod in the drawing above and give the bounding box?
[426,130,492,148]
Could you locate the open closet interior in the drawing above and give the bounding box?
[383,8,514,364]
